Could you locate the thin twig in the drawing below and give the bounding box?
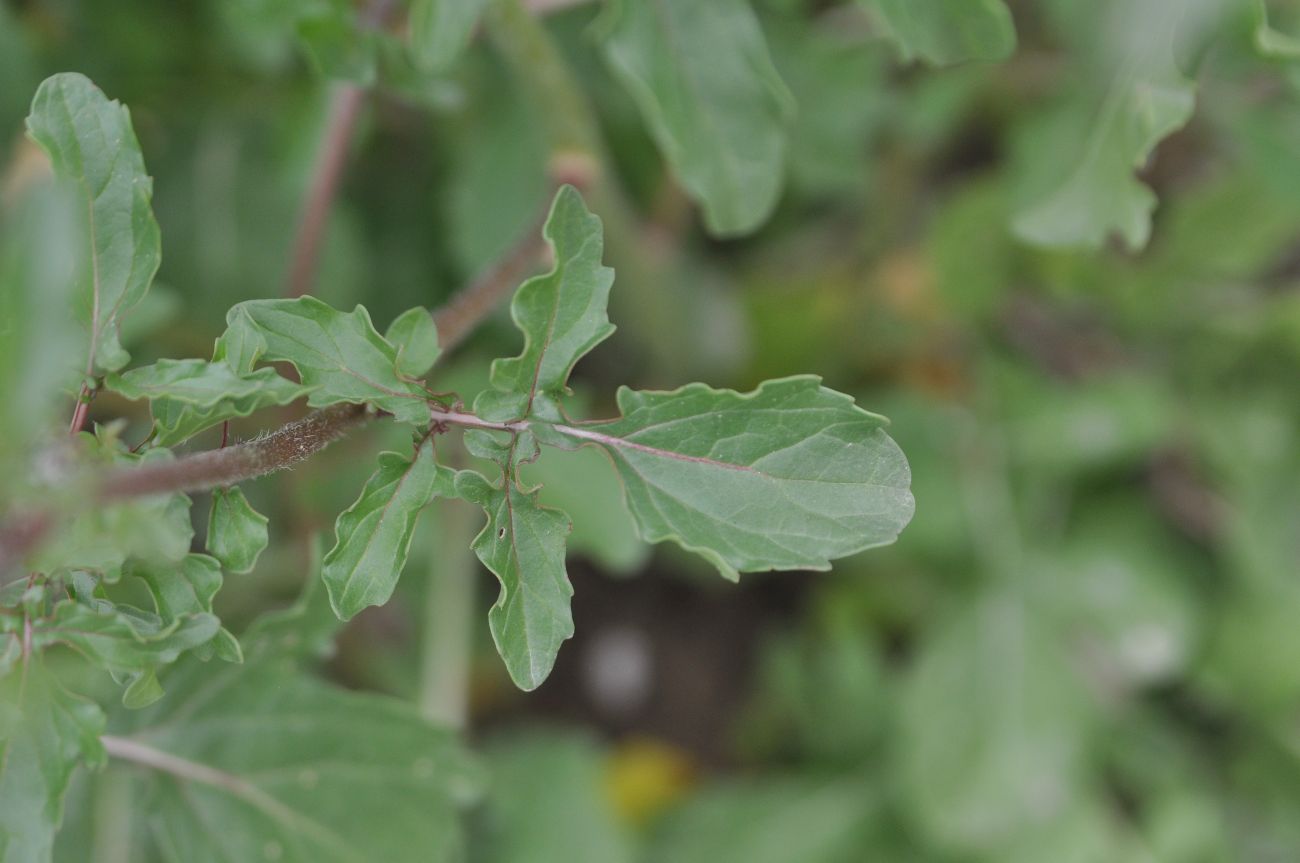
[1,175,570,577]
[68,384,93,435]
[284,0,397,299]
[285,84,366,299]
[432,212,550,354]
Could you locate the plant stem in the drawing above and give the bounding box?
[285,84,365,299]
[283,0,396,299]
[417,477,478,729]
[90,764,135,863]
[99,403,370,499]
[68,383,93,435]
[431,204,551,355]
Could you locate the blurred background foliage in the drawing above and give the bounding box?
[6,0,1300,859]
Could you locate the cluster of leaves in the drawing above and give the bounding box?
[0,58,912,859]
[5,0,1300,861]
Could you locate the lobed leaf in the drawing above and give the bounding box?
[25,73,161,374]
[32,599,219,675]
[206,486,270,576]
[108,358,303,408]
[555,376,914,580]
[454,467,574,691]
[477,186,614,423]
[131,553,242,664]
[599,0,793,237]
[322,440,447,620]
[1011,0,1222,251]
[860,0,1016,65]
[223,296,431,423]
[0,662,105,863]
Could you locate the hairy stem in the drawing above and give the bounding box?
[99,404,370,500]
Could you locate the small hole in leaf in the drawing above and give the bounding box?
[497,528,507,539]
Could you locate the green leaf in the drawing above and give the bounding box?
[648,778,878,863]
[860,0,1016,65]
[898,592,1091,851]
[384,307,441,378]
[322,439,446,620]
[409,0,488,72]
[1011,0,1211,250]
[521,444,648,574]
[32,599,219,675]
[207,486,270,575]
[107,358,303,407]
[223,296,431,423]
[454,466,574,691]
[298,6,378,84]
[120,659,481,863]
[34,447,193,580]
[554,376,914,580]
[1254,1,1300,61]
[480,732,634,863]
[131,552,242,664]
[25,72,161,374]
[0,182,84,485]
[599,0,793,236]
[0,662,106,863]
[477,186,614,423]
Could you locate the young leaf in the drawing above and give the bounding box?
[1011,0,1216,250]
[599,0,793,237]
[32,599,219,675]
[25,72,161,374]
[554,376,914,580]
[131,553,242,663]
[409,0,489,72]
[207,486,270,575]
[478,186,614,423]
[454,467,574,691]
[322,440,447,620]
[119,660,482,863]
[223,297,431,423]
[0,662,106,863]
[107,359,303,408]
[860,0,1016,65]
[480,733,635,863]
[385,307,441,378]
